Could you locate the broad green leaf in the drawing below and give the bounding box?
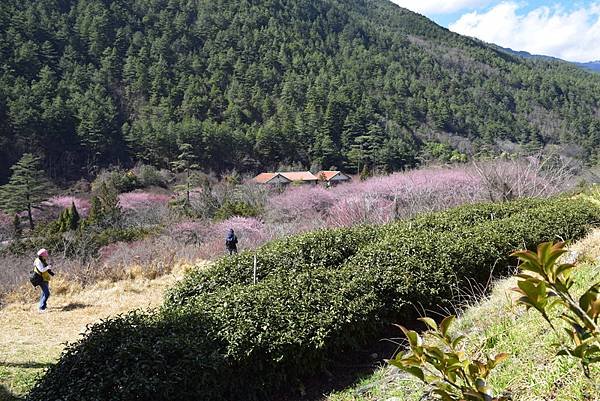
[555,263,575,281]
[492,353,509,367]
[542,242,568,272]
[579,283,600,319]
[419,317,438,331]
[396,325,422,348]
[425,346,445,361]
[440,315,456,337]
[452,335,467,349]
[396,365,425,381]
[511,250,542,272]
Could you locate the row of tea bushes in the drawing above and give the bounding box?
[28,196,600,401]
[164,197,545,306]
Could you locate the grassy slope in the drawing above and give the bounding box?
[0,264,193,400]
[328,232,600,401]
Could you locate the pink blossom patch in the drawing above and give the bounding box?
[118,192,171,210]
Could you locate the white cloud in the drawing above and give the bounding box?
[391,0,493,15]
[449,2,600,62]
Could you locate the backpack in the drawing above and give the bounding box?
[29,269,43,287]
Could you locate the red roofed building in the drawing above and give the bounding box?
[252,171,318,185]
[316,170,351,185]
[252,173,292,185]
[279,171,318,183]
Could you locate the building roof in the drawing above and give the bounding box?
[279,171,318,181]
[253,172,291,184]
[317,171,351,181]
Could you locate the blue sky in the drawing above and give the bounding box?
[390,1,600,62]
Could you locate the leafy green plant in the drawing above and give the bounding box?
[91,168,140,193]
[512,242,600,377]
[390,316,510,401]
[214,199,261,220]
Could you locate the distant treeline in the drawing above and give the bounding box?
[1,0,599,183]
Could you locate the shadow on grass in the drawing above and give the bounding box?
[0,384,24,401]
[278,325,404,401]
[0,362,51,369]
[60,302,90,311]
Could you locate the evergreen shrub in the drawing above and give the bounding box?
[28,196,600,401]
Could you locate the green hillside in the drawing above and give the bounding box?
[1,0,599,183]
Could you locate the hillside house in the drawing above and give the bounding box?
[252,171,318,185]
[317,170,352,186]
[253,173,292,185]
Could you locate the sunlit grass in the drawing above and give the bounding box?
[328,233,600,401]
[0,265,191,400]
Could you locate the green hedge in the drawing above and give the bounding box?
[165,198,544,306]
[345,197,597,318]
[28,197,600,401]
[165,224,380,305]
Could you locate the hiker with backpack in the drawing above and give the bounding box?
[32,248,55,312]
[225,228,238,255]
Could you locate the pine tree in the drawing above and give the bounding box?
[360,165,370,181]
[75,84,119,169]
[171,143,199,207]
[57,202,81,232]
[57,208,71,232]
[85,196,103,227]
[0,154,52,229]
[69,201,80,230]
[97,182,121,225]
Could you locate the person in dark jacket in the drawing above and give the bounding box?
[225,228,238,255]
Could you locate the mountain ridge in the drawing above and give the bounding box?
[492,45,600,73]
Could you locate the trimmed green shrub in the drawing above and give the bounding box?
[28,196,600,401]
[165,224,379,306]
[165,197,544,307]
[214,199,262,220]
[345,197,598,320]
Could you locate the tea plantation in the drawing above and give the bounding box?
[27,196,600,401]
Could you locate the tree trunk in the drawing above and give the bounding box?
[27,203,34,230]
[186,169,190,205]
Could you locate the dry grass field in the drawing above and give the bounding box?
[0,263,196,400]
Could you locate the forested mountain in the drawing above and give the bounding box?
[1,0,599,184]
